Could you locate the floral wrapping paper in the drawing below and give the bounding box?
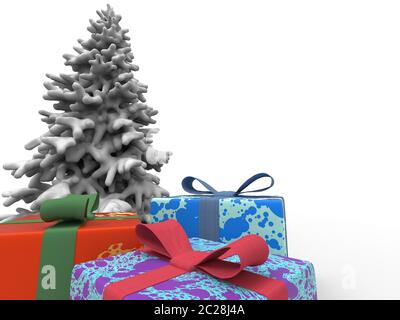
[150,197,288,256]
[70,238,317,300]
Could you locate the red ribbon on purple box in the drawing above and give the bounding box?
[103,220,288,300]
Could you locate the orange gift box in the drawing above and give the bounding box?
[0,213,142,300]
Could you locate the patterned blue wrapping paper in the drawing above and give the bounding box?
[70,237,317,300]
[150,196,288,256]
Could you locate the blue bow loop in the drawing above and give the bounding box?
[181,173,274,197]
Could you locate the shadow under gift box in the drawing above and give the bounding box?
[150,196,288,256]
[70,237,317,300]
[0,212,142,300]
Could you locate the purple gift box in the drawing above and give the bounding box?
[70,237,317,300]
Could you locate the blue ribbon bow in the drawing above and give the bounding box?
[181,173,275,198]
[179,173,275,241]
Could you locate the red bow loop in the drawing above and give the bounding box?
[169,251,206,272]
[220,235,270,266]
[136,219,193,258]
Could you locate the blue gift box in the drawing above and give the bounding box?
[149,173,288,256]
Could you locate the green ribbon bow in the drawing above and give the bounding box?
[40,193,99,222]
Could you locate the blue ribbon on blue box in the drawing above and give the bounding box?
[181,173,275,241]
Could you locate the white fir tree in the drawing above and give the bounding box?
[2,5,171,219]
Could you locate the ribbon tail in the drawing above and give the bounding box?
[103,265,187,300]
[227,270,288,300]
[36,220,81,300]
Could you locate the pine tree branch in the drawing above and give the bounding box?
[3,5,172,217]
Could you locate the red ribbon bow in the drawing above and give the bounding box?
[104,220,288,300]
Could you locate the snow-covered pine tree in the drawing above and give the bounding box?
[2,5,171,219]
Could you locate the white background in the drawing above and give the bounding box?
[1,0,399,299]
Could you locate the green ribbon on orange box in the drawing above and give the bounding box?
[4,194,139,300]
[35,193,99,300]
[4,194,105,299]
